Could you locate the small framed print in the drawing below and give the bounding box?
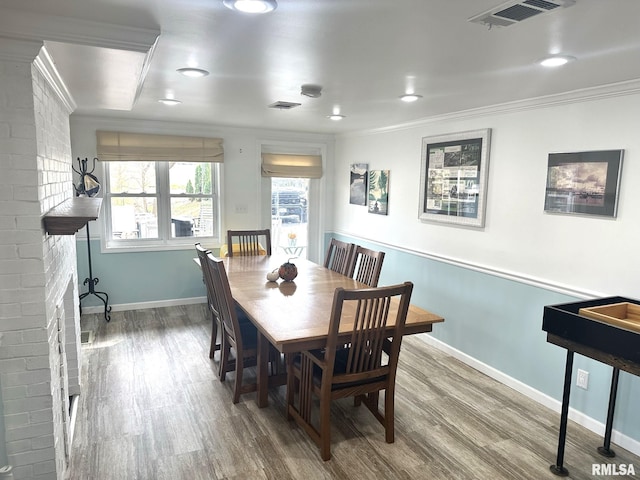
[368,170,389,215]
[349,163,368,206]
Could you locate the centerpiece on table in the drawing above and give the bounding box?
[265,258,298,283]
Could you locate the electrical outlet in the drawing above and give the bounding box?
[577,369,589,389]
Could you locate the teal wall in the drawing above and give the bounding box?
[327,233,640,444]
[76,240,207,307]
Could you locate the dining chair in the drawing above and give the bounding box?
[286,281,414,461]
[195,243,221,359]
[347,245,385,287]
[207,253,278,403]
[226,229,272,257]
[323,238,355,276]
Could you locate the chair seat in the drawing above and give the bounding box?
[293,349,386,391]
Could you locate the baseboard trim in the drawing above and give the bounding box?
[418,333,640,457]
[80,296,206,314]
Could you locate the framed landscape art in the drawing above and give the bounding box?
[544,150,623,218]
[418,129,491,227]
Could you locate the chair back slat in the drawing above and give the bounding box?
[227,229,272,257]
[347,296,391,372]
[324,238,356,275]
[348,246,385,287]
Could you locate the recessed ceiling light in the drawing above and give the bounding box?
[158,98,181,106]
[223,0,277,13]
[327,114,345,121]
[177,67,209,78]
[539,55,576,67]
[400,94,423,102]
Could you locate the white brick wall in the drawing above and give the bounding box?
[0,43,79,480]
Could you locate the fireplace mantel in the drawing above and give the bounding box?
[43,197,102,235]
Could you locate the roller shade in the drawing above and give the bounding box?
[96,131,224,162]
[261,153,322,178]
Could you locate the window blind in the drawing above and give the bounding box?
[96,131,224,162]
[261,153,322,178]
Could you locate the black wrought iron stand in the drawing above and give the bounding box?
[79,221,111,322]
[74,156,111,322]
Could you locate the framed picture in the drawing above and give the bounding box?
[544,150,623,218]
[349,163,368,205]
[368,170,389,215]
[419,129,491,227]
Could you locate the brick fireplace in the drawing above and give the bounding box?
[0,40,81,480]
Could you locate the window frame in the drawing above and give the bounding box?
[101,160,221,251]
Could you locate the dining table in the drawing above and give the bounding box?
[217,254,445,407]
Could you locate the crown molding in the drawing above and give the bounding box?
[0,8,159,53]
[0,36,43,63]
[34,46,77,114]
[340,77,640,138]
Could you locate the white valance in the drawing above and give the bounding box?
[96,131,224,162]
[261,153,322,178]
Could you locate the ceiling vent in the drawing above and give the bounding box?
[268,101,302,110]
[469,0,575,28]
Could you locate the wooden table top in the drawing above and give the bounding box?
[221,255,444,353]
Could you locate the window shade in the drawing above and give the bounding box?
[96,131,224,162]
[261,153,322,178]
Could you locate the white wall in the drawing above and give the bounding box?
[332,92,640,298]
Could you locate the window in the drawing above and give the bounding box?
[103,161,220,249]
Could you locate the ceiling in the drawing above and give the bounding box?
[1,0,640,134]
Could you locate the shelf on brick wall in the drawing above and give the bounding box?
[43,197,102,235]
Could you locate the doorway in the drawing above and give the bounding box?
[271,178,309,259]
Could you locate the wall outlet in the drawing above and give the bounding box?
[577,369,589,389]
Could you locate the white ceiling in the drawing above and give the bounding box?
[2,0,640,134]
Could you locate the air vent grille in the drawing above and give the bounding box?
[469,0,575,28]
[524,0,561,10]
[269,101,301,110]
[494,4,544,21]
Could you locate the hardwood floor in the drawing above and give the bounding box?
[69,304,639,479]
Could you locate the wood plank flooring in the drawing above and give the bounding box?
[69,304,640,479]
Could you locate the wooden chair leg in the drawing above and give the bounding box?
[209,317,219,359]
[286,354,295,420]
[385,387,395,443]
[232,353,243,404]
[220,337,230,382]
[319,393,332,461]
